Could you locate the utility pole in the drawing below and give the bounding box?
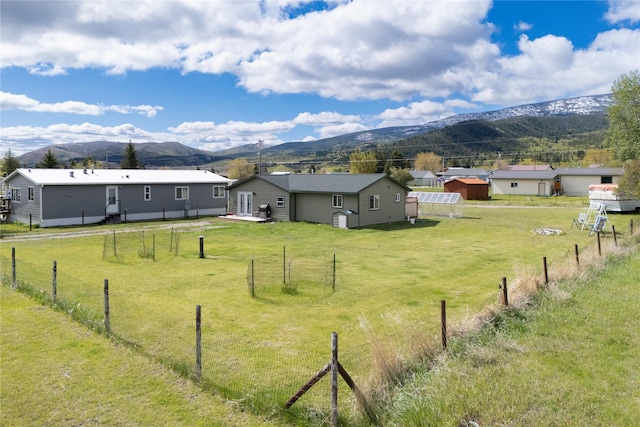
[258,139,263,175]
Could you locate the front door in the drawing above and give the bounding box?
[238,191,253,216]
[106,186,119,215]
[537,182,546,196]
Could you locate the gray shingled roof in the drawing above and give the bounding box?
[231,173,402,193]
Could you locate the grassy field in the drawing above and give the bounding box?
[1,205,639,425]
[378,249,640,426]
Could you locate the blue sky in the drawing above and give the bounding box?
[1,0,639,156]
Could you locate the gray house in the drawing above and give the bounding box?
[227,173,409,228]
[408,170,438,187]
[1,168,230,227]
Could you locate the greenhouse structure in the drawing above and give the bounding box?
[408,192,465,218]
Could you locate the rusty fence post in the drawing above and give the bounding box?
[501,277,508,306]
[441,300,447,350]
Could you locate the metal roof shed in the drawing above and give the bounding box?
[408,192,464,218]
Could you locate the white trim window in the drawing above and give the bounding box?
[11,187,21,202]
[395,193,401,203]
[175,186,189,200]
[368,194,380,210]
[332,194,343,208]
[213,185,226,198]
[28,186,35,201]
[276,196,285,208]
[144,186,151,201]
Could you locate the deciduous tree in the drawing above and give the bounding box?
[617,159,640,199]
[414,152,442,172]
[605,71,640,161]
[349,149,377,173]
[227,158,255,179]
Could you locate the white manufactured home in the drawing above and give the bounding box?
[1,168,230,227]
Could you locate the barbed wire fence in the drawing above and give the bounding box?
[1,226,633,423]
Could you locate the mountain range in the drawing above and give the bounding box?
[15,93,612,169]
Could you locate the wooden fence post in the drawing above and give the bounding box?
[612,225,617,247]
[195,305,202,380]
[283,246,286,285]
[597,232,602,256]
[52,261,57,303]
[331,332,338,427]
[113,230,117,257]
[199,236,205,258]
[104,279,110,334]
[441,300,447,350]
[543,256,549,286]
[152,234,156,262]
[11,247,17,288]
[630,219,634,236]
[501,277,508,306]
[574,244,579,266]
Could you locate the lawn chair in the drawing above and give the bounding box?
[572,212,587,230]
[589,215,607,236]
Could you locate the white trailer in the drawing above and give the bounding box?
[588,184,640,212]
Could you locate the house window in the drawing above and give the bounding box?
[601,176,613,184]
[369,194,380,210]
[276,196,285,208]
[11,187,21,202]
[28,187,34,201]
[213,185,226,198]
[332,194,343,208]
[510,182,518,188]
[144,186,151,201]
[395,193,401,203]
[175,186,189,200]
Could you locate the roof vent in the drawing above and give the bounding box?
[70,171,74,178]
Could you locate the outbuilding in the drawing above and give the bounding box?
[0,168,231,227]
[444,178,489,200]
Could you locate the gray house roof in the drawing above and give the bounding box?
[440,168,489,178]
[229,173,409,194]
[490,170,558,180]
[409,170,437,179]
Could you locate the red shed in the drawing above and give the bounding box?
[444,178,489,200]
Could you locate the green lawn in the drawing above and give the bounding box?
[378,249,640,426]
[1,206,638,425]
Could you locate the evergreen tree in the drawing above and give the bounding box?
[1,149,21,176]
[37,149,60,168]
[121,141,140,169]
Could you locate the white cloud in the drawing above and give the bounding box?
[471,28,640,105]
[605,0,640,23]
[0,91,163,118]
[514,21,533,32]
[376,100,456,128]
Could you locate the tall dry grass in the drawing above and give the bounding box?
[359,228,639,417]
